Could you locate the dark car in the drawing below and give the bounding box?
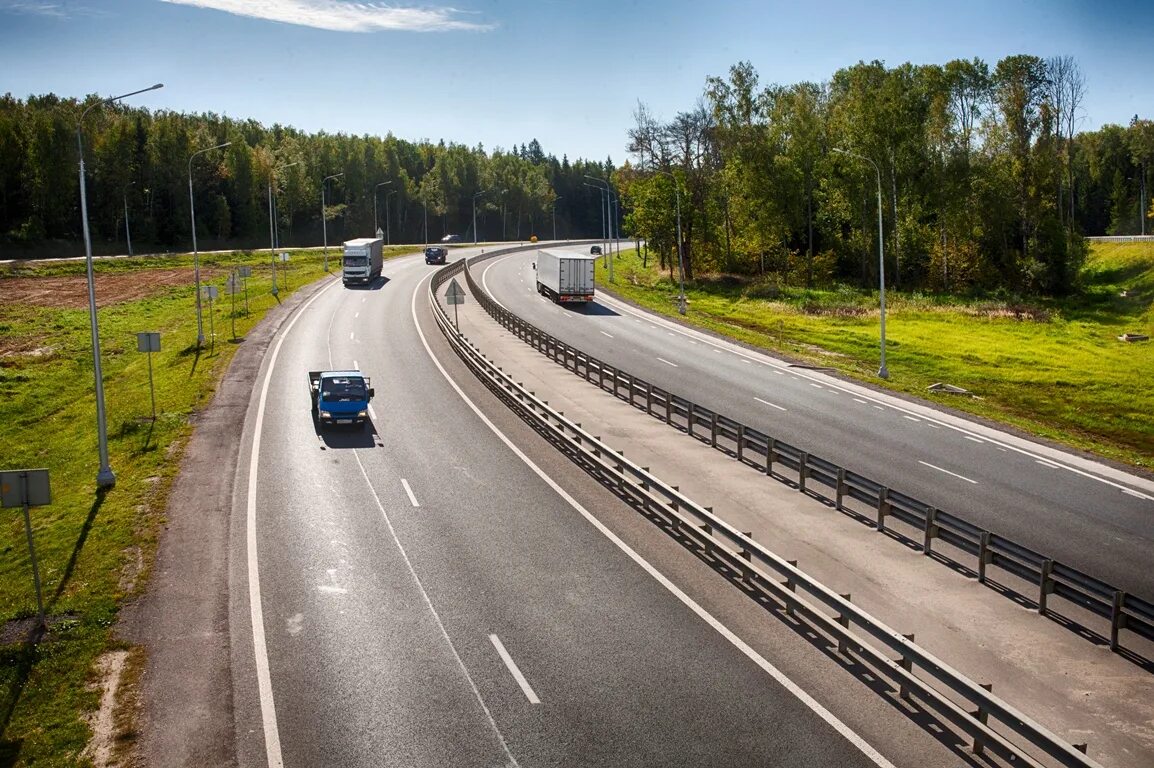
[441,233,462,243]
[424,246,448,264]
[590,245,602,255]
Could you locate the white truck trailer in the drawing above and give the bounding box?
[342,237,384,285]
[534,249,597,303]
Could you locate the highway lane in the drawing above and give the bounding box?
[230,249,945,767]
[479,249,1154,597]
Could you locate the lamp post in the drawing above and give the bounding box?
[268,161,299,296]
[384,189,396,245]
[472,188,490,245]
[77,82,164,489]
[123,181,134,257]
[374,180,391,237]
[655,169,686,314]
[833,147,888,379]
[552,195,563,241]
[322,172,344,272]
[584,175,610,258]
[422,196,429,247]
[189,140,232,347]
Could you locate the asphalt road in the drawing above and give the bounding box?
[477,249,1154,597]
[227,250,955,767]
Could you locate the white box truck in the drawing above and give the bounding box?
[535,249,596,303]
[342,237,383,285]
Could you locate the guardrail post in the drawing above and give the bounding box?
[923,507,938,556]
[1110,590,1126,650]
[737,424,745,463]
[766,438,776,476]
[970,683,993,755]
[598,360,605,389]
[836,594,852,654]
[665,392,672,424]
[876,487,890,532]
[897,633,915,700]
[798,452,809,492]
[688,404,696,438]
[782,560,798,617]
[645,382,653,416]
[710,412,718,448]
[978,531,992,584]
[835,468,846,511]
[1039,559,1055,615]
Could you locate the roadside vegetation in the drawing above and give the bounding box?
[594,241,1154,470]
[0,247,410,766]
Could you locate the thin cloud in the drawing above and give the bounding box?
[0,2,67,16]
[160,0,495,32]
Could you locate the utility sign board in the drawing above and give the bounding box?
[376,227,384,239]
[136,332,160,353]
[279,252,290,262]
[446,278,466,305]
[226,275,241,294]
[202,285,219,300]
[237,266,253,278]
[0,469,51,508]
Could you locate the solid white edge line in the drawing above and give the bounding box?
[754,397,788,412]
[247,280,341,767]
[1123,488,1153,500]
[918,460,979,485]
[411,273,895,768]
[489,634,541,704]
[401,478,420,507]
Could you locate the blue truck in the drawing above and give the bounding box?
[308,370,374,427]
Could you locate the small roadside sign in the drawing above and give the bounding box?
[1,469,51,508]
[136,332,160,353]
[201,285,219,300]
[376,227,384,240]
[226,274,241,294]
[279,252,290,262]
[237,265,253,278]
[446,278,466,305]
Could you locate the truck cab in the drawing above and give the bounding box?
[308,370,375,427]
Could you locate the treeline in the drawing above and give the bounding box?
[0,93,616,257]
[618,56,1154,295]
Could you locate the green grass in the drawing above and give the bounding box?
[0,245,413,766]
[594,242,1154,470]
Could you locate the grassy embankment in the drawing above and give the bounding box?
[0,245,410,766]
[592,241,1153,470]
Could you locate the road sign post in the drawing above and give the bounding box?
[445,277,466,329]
[1,469,52,631]
[226,272,242,339]
[201,285,219,352]
[237,265,252,314]
[279,252,290,291]
[136,332,161,420]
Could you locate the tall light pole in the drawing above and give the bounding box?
[189,140,232,347]
[833,147,888,379]
[123,181,134,257]
[268,161,299,297]
[374,180,391,237]
[422,195,429,247]
[584,175,611,262]
[78,82,164,489]
[384,189,396,245]
[552,195,563,241]
[322,172,344,272]
[655,169,686,314]
[472,188,490,245]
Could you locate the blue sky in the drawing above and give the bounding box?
[0,0,1149,163]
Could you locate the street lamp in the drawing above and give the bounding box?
[123,181,135,257]
[322,172,344,272]
[833,147,888,379]
[472,188,490,245]
[374,180,392,237]
[584,175,610,257]
[268,161,299,296]
[552,195,563,241]
[189,140,232,347]
[77,81,164,489]
[384,189,396,245]
[654,170,687,314]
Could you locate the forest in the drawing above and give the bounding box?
[1,53,1151,296]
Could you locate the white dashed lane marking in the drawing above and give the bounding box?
[919,461,978,484]
[755,397,787,412]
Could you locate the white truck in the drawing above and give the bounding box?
[534,249,596,303]
[342,237,383,285]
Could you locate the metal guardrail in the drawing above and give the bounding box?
[455,250,1154,661]
[1085,235,1154,242]
[428,257,1103,768]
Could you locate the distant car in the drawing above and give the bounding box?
[590,245,602,255]
[424,246,448,264]
[441,234,462,243]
